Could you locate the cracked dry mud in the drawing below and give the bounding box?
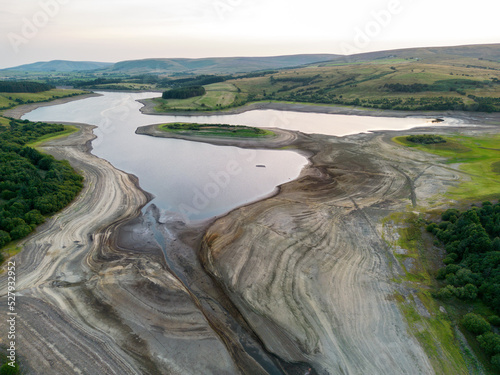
[0,108,497,374]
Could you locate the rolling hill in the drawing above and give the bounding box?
[2,60,114,72]
[318,43,500,66]
[5,44,500,75]
[144,44,500,113]
[107,55,340,74]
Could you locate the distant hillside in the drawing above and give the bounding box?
[4,43,500,76]
[2,60,114,72]
[143,43,500,113]
[319,43,500,65]
[108,55,339,74]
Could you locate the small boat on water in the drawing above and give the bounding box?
[256,165,266,168]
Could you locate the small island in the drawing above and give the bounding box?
[135,122,299,149]
[159,123,275,138]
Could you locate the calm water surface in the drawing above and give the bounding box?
[23,92,308,220]
[23,92,439,220]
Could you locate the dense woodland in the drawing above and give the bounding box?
[162,85,206,99]
[0,120,83,256]
[0,81,53,93]
[427,203,500,369]
[158,75,228,88]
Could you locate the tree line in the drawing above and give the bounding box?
[158,74,229,88]
[73,78,122,88]
[0,81,53,93]
[427,202,500,370]
[0,120,83,256]
[162,86,206,99]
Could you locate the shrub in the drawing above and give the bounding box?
[462,313,491,334]
[489,315,500,326]
[492,354,500,370]
[0,363,19,375]
[477,332,500,356]
[407,134,446,145]
[0,230,11,248]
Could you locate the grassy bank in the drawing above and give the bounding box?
[393,134,500,201]
[159,123,275,138]
[27,125,79,148]
[0,89,87,111]
[384,212,482,374]
[153,83,244,111]
[386,131,500,373]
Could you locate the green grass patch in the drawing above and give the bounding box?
[0,117,10,126]
[153,83,242,112]
[27,125,79,148]
[393,134,500,201]
[159,123,275,138]
[0,89,87,111]
[383,212,476,374]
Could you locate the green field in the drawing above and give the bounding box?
[159,123,274,138]
[149,56,500,113]
[153,83,244,111]
[383,212,474,374]
[0,89,87,111]
[394,134,500,201]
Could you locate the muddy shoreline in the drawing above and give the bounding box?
[138,97,500,125]
[135,124,302,149]
[1,94,320,374]
[3,94,500,373]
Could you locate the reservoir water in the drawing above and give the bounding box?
[23,91,436,221]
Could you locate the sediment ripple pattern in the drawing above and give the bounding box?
[202,136,436,374]
[0,124,239,374]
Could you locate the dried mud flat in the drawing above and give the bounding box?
[1,104,499,374]
[0,124,244,374]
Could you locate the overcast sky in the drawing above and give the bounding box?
[1,0,499,69]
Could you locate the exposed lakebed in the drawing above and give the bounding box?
[23,91,437,220]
